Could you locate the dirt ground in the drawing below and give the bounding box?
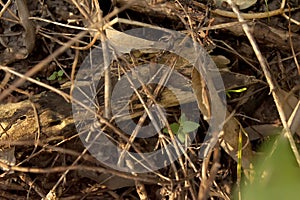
[0,0,299,199]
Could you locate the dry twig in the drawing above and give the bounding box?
[226,0,300,166]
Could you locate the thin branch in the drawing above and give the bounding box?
[226,0,300,166]
[193,1,300,22]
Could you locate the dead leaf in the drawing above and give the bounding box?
[78,171,135,190]
[244,91,300,140]
[191,68,211,120]
[0,147,16,172]
[211,55,230,69]
[0,0,36,65]
[244,124,282,141]
[220,114,253,169]
[215,0,257,10]
[277,88,300,136]
[192,68,253,169]
[221,71,261,90]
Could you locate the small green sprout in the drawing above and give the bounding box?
[163,114,200,143]
[226,87,247,98]
[47,70,64,81]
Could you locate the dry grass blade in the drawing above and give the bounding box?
[193,1,300,22]
[288,100,300,136]
[192,68,253,169]
[1,0,299,198]
[226,0,300,166]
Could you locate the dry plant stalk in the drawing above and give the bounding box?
[226,0,300,166]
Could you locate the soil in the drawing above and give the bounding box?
[0,0,299,199]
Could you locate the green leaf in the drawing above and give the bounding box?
[226,91,231,98]
[163,113,199,143]
[163,123,180,134]
[226,87,247,98]
[177,131,186,143]
[226,87,247,94]
[240,137,300,200]
[182,121,200,133]
[179,113,187,124]
[47,72,58,80]
[163,127,168,134]
[57,70,64,77]
[170,123,180,133]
